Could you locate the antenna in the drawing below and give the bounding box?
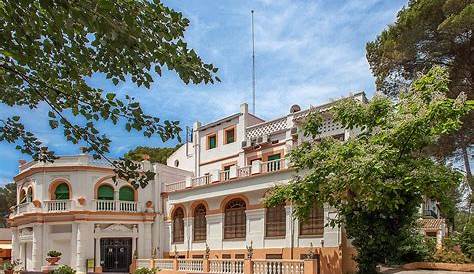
[251,10,256,115]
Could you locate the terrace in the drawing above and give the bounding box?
[164,158,289,193]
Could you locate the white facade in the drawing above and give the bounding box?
[10,92,367,272]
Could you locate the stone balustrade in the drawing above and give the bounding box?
[131,258,317,274]
[164,158,289,193]
[10,199,144,217]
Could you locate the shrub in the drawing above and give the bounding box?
[135,267,158,274]
[432,248,470,263]
[47,250,62,257]
[52,265,76,274]
[388,230,436,264]
[459,220,474,261]
[2,261,12,270]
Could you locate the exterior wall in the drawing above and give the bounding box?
[167,144,194,173]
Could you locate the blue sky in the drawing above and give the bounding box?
[0,0,408,185]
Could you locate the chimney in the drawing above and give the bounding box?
[240,103,248,114]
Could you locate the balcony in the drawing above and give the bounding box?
[423,209,439,219]
[10,199,143,218]
[164,158,289,193]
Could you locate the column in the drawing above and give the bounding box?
[31,223,43,271]
[137,223,145,258]
[11,228,20,261]
[76,222,86,274]
[144,223,152,258]
[95,237,101,269]
[285,205,293,248]
[132,225,138,258]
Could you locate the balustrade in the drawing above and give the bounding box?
[178,259,203,272]
[209,259,244,274]
[44,200,71,212]
[154,259,174,270]
[253,260,304,274]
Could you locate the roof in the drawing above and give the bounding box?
[418,218,445,232]
[197,113,242,131]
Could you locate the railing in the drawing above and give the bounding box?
[237,166,251,177]
[220,170,231,181]
[423,209,438,219]
[261,158,285,173]
[44,200,71,212]
[246,117,288,139]
[166,180,186,192]
[14,202,33,215]
[165,158,288,193]
[192,175,211,187]
[154,259,174,270]
[178,259,203,272]
[94,200,140,212]
[136,259,151,268]
[253,260,304,274]
[209,259,244,274]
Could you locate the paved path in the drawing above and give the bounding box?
[382,269,472,274]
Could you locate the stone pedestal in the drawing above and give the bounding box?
[41,265,59,273]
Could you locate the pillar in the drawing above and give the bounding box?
[11,228,20,261]
[76,223,86,274]
[137,223,145,258]
[244,259,253,274]
[95,237,102,272]
[303,259,318,274]
[144,223,152,258]
[32,223,43,271]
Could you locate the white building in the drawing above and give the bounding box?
[9,93,367,274]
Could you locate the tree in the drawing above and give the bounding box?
[366,0,473,195]
[0,183,16,227]
[265,67,473,274]
[0,0,219,188]
[124,145,179,164]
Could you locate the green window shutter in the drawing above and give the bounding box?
[98,185,114,200]
[119,187,134,201]
[268,154,281,161]
[55,183,70,200]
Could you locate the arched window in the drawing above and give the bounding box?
[265,204,286,237]
[173,207,185,243]
[26,187,33,202]
[19,189,26,204]
[224,199,246,239]
[193,204,206,241]
[54,183,70,200]
[299,204,324,236]
[97,185,114,200]
[119,186,134,201]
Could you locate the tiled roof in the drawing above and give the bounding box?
[418,218,445,232]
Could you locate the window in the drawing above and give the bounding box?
[207,134,217,149]
[299,204,324,236]
[119,186,134,201]
[224,199,246,239]
[27,187,33,202]
[265,204,286,237]
[173,207,185,243]
[19,189,26,204]
[97,185,114,200]
[193,204,207,242]
[54,183,70,200]
[225,127,235,144]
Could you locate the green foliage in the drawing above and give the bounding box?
[47,250,62,258]
[52,265,76,274]
[0,0,219,188]
[265,67,473,274]
[0,183,16,227]
[135,267,158,274]
[432,247,470,263]
[366,0,474,198]
[124,146,179,164]
[459,219,474,260]
[389,230,436,264]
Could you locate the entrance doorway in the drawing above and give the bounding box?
[100,238,132,272]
